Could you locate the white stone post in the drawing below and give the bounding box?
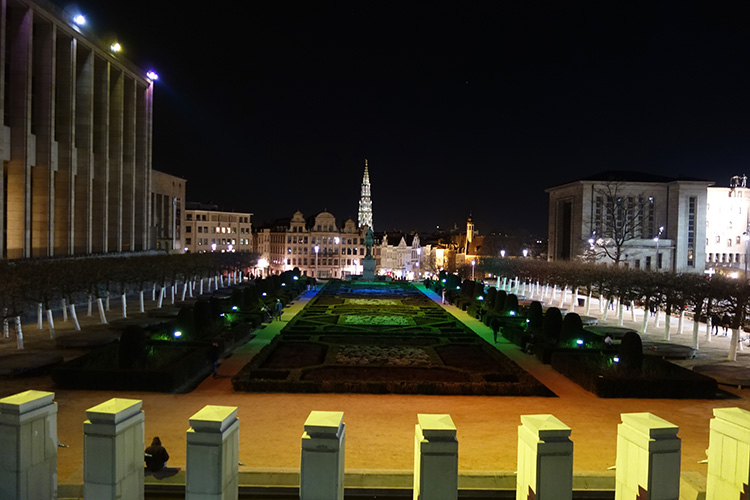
[83,398,144,500]
[186,405,239,500]
[615,413,680,500]
[83,398,145,500]
[414,414,458,500]
[516,414,573,500]
[0,391,58,500]
[300,411,345,500]
[706,407,750,499]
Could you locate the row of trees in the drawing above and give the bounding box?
[473,257,750,361]
[1,252,258,342]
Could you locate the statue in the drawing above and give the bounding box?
[365,227,374,258]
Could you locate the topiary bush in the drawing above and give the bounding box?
[542,307,563,345]
[560,312,584,347]
[493,291,507,313]
[176,305,196,337]
[504,294,519,316]
[118,325,147,368]
[618,331,643,372]
[194,299,214,337]
[527,301,543,334]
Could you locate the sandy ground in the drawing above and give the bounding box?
[2,284,750,486]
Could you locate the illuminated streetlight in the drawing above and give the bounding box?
[654,226,664,271]
[146,71,159,81]
[471,259,476,280]
[314,245,319,278]
[522,248,529,258]
[500,249,505,258]
[110,42,121,53]
[73,14,86,26]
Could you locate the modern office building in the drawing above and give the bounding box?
[183,202,253,254]
[0,0,156,259]
[547,171,712,273]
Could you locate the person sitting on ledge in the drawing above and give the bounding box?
[145,436,170,473]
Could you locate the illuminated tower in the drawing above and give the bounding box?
[358,159,373,229]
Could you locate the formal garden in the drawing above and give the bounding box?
[232,280,554,396]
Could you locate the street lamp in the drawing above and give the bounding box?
[500,249,506,258]
[654,226,664,271]
[314,245,319,279]
[471,259,476,280]
[522,248,528,258]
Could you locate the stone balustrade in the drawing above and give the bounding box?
[2,390,749,499]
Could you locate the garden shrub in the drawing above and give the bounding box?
[504,294,519,315]
[493,291,507,313]
[118,325,147,368]
[176,305,196,337]
[542,307,563,345]
[527,301,543,333]
[560,313,584,347]
[194,300,214,336]
[618,331,643,372]
[231,288,244,309]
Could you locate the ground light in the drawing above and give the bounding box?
[232,306,238,311]
[173,331,182,339]
[576,339,584,346]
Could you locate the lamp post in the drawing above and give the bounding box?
[500,249,506,259]
[654,226,664,271]
[471,259,476,281]
[522,248,528,258]
[314,245,319,279]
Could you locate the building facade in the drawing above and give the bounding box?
[547,172,711,273]
[183,203,253,254]
[1,0,155,259]
[254,210,366,278]
[705,176,750,276]
[375,233,422,279]
[151,170,185,253]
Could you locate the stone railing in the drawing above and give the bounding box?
[1,389,746,499]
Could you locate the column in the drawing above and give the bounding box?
[706,407,750,499]
[300,411,345,500]
[516,414,573,500]
[186,405,239,500]
[83,398,144,500]
[414,413,458,500]
[0,390,57,500]
[615,413,680,500]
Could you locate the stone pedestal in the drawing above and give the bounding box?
[186,405,239,500]
[414,414,458,500]
[83,398,144,500]
[362,255,375,281]
[615,413,680,500]
[300,411,345,500]
[516,414,573,500]
[706,407,750,499]
[0,390,58,500]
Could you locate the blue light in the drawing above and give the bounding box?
[509,311,516,316]
[232,306,238,311]
[173,331,182,338]
[576,339,584,346]
[613,357,620,363]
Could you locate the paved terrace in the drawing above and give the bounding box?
[1,282,750,495]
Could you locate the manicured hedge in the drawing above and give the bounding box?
[550,352,720,398]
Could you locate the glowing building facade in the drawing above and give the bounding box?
[357,159,373,230]
[0,0,155,259]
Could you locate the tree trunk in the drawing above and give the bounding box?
[37,303,43,329]
[182,283,188,302]
[729,328,740,361]
[106,291,111,311]
[139,290,145,313]
[61,298,68,322]
[200,278,204,295]
[70,304,81,331]
[87,294,93,316]
[706,317,712,343]
[158,286,166,308]
[664,313,671,341]
[121,294,128,318]
[46,309,55,339]
[3,318,8,338]
[678,310,685,334]
[15,316,23,350]
[641,299,650,334]
[97,298,108,324]
[618,299,624,326]
[586,291,592,315]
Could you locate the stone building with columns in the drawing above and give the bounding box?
[0,0,155,259]
[546,171,711,273]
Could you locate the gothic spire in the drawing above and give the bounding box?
[358,159,373,229]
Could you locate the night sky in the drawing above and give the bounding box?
[55,1,750,236]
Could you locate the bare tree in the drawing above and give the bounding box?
[588,181,651,265]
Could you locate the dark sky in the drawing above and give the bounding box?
[56,1,750,236]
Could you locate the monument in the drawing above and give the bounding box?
[363,227,376,281]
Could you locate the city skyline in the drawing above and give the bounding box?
[57,1,750,235]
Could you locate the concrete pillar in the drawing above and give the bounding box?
[706,407,750,499]
[300,411,345,500]
[516,414,573,500]
[615,412,680,500]
[186,405,239,500]
[0,390,57,500]
[83,398,144,500]
[414,413,458,500]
